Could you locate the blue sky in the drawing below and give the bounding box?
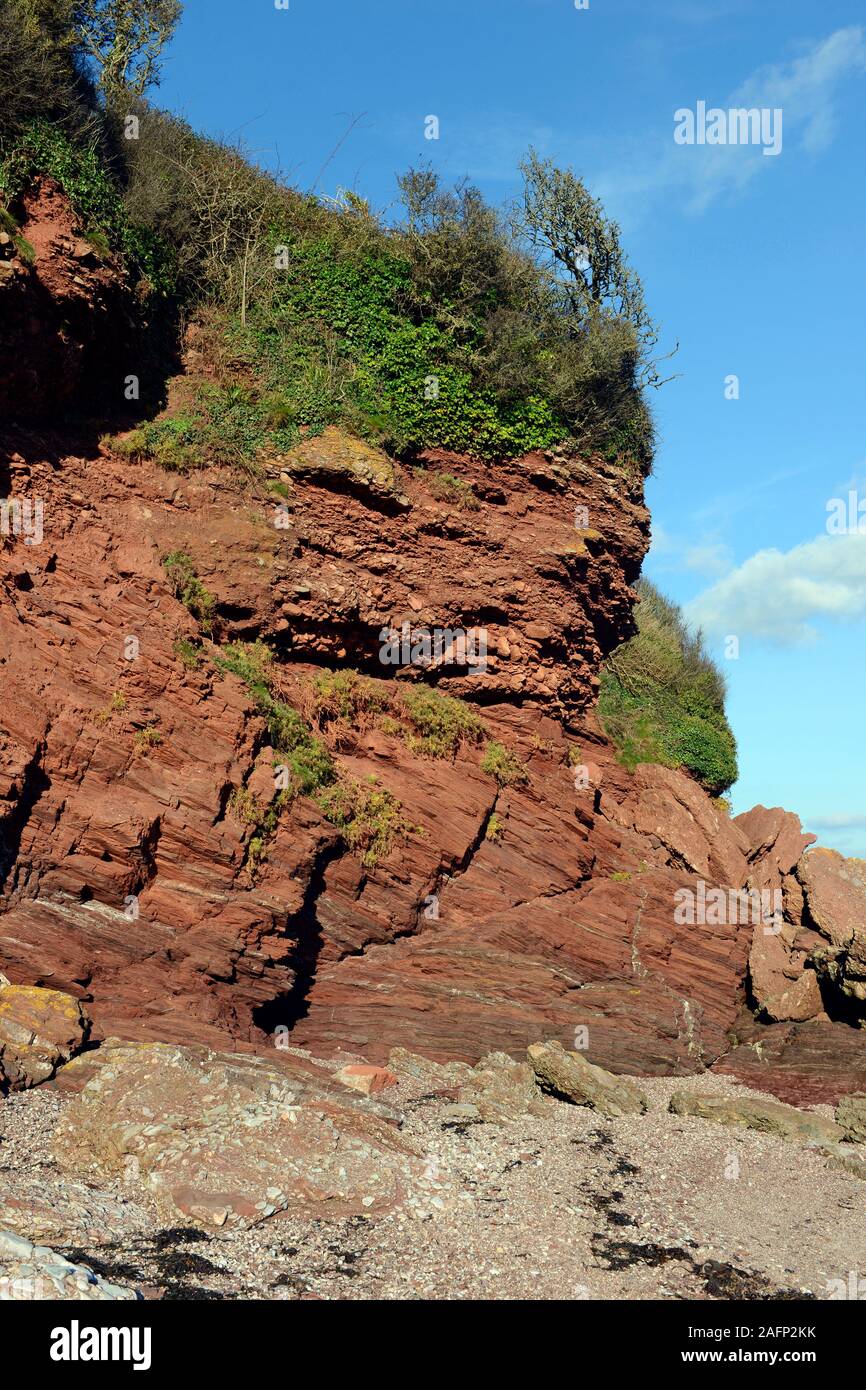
[158,0,865,855]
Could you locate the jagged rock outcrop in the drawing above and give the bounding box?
[797,848,866,1006]
[1,416,864,1097]
[713,1016,866,1105]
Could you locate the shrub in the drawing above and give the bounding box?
[94,687,126,724]
[485,812,504,842]
[481,741,529,787]
[214,640,272,696]
[112,101,306,313]
[598,578,738,795]
[273,712,334,796]
[425,471,481,511]
[516,150,655,356]
[133,723,162,753]
[228,784,292,878]
[214,641,336,796]
[229,785,262,827]
[245,834,266,872]
[115,385,301,477]
[0,206,35,262]
[315,775,411,868]
[3,15,660,471]
[399,687,486,758]
[173,637,200,669]
[103,428,148,462]
[310,669,390,726]
[162,550,215,632]
[141,415,201,472]
[0,0,96,152]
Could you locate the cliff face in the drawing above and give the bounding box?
[1,188,865,1105]
[0,177,137,421]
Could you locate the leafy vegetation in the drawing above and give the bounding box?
[481,741,530,787]
[398,686,486,759]
[315,776,412,869]
[0,207,35,262]
[212,641,334,795]
[0,121,175,297]
[0,0,96,147]
[214,644,412,869]
[598,578,738,795]
[105,385,298,472]
[1,2,662,471]
[133,722,162,754]
[485,812,504,843]
[172,637,200,668]
[162,550,215,632]
[309,669,390,726]
[93,688,126,724]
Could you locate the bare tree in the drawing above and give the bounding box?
[163,138,283,321]
[0,0,96,147]
[515,149,677,389]
[72,0,181,97]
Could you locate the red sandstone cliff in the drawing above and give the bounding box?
[1,186,864,1105]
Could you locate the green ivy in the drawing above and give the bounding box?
[0,123,175,297]
[237,234,569,460]
[598,579,738,795]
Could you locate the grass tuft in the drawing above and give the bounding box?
[399,686,486,758]
[163,551,215,633]
[481,741,529,787]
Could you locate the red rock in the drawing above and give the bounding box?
[335,1064,398,1095]
[713,1018,866,1106]
[0,416,808,1076]
[734,805,816,890]
[748,925,823,1023]
[0,178,136,420]
[53,1042,430,1227]
[0,187,861,1096]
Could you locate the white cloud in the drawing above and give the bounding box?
[735,27,866,156]
[683,542,733,577]
[685,530,866,643]
[804,814,866,859]
[595,27,866,216]
[808,814,866,830]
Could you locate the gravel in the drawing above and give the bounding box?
[1,1070,863,1301]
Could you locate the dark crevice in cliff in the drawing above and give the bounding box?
[0,743,49,899]
[251,839,344,1035]
[128,817,162,897]
[254,787,505,1037]
[385,789,503,950]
